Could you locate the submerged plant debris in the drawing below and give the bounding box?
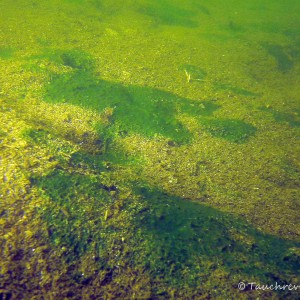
[0,0,299,299]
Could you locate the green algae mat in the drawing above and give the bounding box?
[0,0,300,299]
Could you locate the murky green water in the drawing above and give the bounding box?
[0,0,299,299]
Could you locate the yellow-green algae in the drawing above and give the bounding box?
[1,0,300,299]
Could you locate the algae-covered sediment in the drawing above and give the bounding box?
[1,0,299,299]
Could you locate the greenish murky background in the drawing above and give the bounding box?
[0,0,299,299]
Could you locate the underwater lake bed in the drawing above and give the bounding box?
[0,0,299,299]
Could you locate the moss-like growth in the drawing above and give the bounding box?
[263,43,294,72]
[0,47,15,59]
[138,0,198,28]
[260,106,300,128]
[273,110,300,128]
[199,118,256,143]
[36,169,110,261]
[213,83,261,97]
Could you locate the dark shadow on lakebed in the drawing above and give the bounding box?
[34,167,300,297]
[136,187,299,279]
[29,49,257,144]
